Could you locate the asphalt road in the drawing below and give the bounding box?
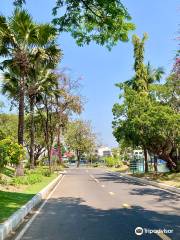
[14,168,180,240]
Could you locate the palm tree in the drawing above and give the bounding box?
[0,9,37,149]
[0,10,61,170]
[2,70,59,170]
[146,62,164,86]
[124,62,164,91]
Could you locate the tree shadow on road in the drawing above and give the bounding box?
[23,196,180,240]
[129,187,180,203]
[96,172,180,203]
[96,172,146,186]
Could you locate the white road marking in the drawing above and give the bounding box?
[14,175,65,240]
[108,172,180,197]
[156,232,172,240]
[109,192,115,195]
[122,203,131,209]
[101,185,105,188]
[86,170,89,173]
[94,178,100,183]
[89,174,100,183]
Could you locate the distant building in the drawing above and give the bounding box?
[96,146,112,157]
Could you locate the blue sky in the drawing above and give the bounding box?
[0,0,179,147]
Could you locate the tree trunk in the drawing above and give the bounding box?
[153,155,158,173]
[144,148,148,173]
[77,150,80,167]
[57,126,62,165]
[47,146,52,172]
[16,78,25,176]
[158,152,176,170]
[45,95,52,172]
[18,78,25,145]
[34,147,45,165]
[176,148,180,172]
[29,95,35,169]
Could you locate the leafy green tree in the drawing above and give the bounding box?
[0,114,18,140]
[131,33,148,92]
[104,156,120,167]
[116,34,150,172]
[113,34,179,171]
[65,120,96,167]
[113,87,180,170]
[0,138,25,173]
[13,0,135,49]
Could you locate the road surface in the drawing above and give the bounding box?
[13,168,180,240]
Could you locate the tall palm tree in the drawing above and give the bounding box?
[0,9,37,149]
[2,69,59,170]
[0,10,61,170]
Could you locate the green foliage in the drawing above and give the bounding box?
[65,120,96,158]
[113,89,179,148]
[13,0,25,6]
[131,33,148,92]
[12,174,42,185]
[11,167,51,185]
[0,114,18,141]
[104,156,122,167]
[52,0,135,49]
[111,147,120,159]
[13,0,135,49]
[92,162,99,167]
[112,34,180,170]
[0,138,25,171]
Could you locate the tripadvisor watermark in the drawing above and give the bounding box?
[135,227,173,236]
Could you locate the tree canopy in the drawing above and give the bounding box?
[65,120,96,166]
[112,34,180,170]
[13,0,135,49]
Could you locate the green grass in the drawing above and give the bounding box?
[0,167,58,223]
[25,173,57,194]
[1,167,14,177]
[0,191,34,223]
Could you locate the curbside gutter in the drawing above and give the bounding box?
[119,173,180,195]
[0,174,63,240]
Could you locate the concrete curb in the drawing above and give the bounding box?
[0,174,62,240]
[120,173,180,195]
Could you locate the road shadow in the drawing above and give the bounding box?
[96,172,180,203]
[21,196,180,240]
[97,172,150,186]
[129,187,180,203]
